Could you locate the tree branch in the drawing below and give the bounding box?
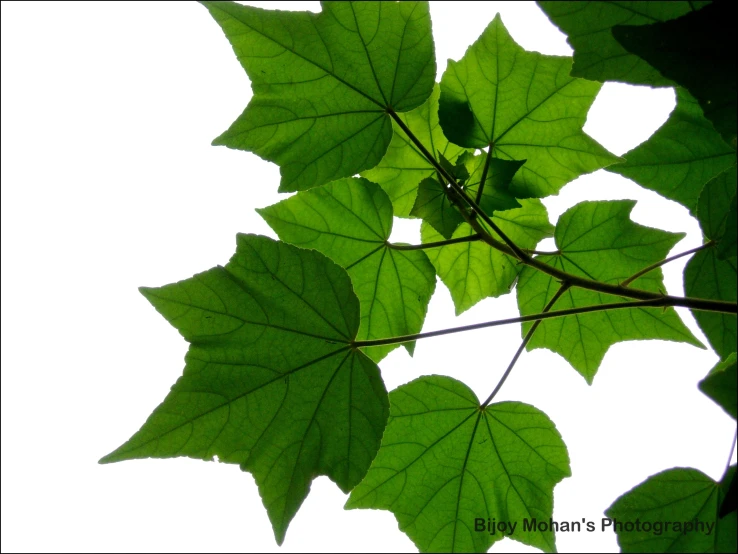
[352,294,733,349]
[388,234,481,250]
[481,283,569,407]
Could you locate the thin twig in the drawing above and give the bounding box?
[620,241,715,287]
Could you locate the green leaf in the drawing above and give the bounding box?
[202,1,436,192]
[684,249,738,360]
[438,14,620,199]
[613,2,737,149]
[717,195,737,261]
[410,177,465,239]
[258,178,436,362]
[346,375,571,553]
[605,467,737,553]
[100,235,389,544]
[699,353,737,419]
[463,154,525,214]
[537,1,705,86]
[697,166,738,243]
[518,201,702,383]
[607,89,736,213]
[361,84,467,217]
[422,199,554,314]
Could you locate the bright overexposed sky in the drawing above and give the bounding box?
[1,2,734,553]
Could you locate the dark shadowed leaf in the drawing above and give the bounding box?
[100,235,389,544]
[202,1,436,192]
[613,2,737,149]
[537,1,707,86]
[410,177,465,239]
[346,375,570,553]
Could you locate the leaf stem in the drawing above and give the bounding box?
[353,294,730,349]
[388,109,530,262]
[388,234,481,250]
[620,241,715,287]
[474,145,493,204]
[480,283,569,408]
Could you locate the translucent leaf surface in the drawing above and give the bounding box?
[361,84,467,217]
[202,1,436,192]
[517,201,702,383]
[101,235,389,544]
[608,88,735,213]
[699,353,737,420]
[258,178,436,362]
[422,199,554,314]
[346,375,571,553]
[438,14,619,198]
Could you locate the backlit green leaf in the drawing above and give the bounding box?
[100,235,389,544]
[361,84,467,217]
[438,14,619,198]
[613,2,737,149]
[346,375,571,553]
[537,1,707,86]
[202,1,435,192]
[463,155,525,214]
[410,177,465,240]
[684,249,737,360]
[607,88,735,213]
[697,166,738,260]
[258,178,436,362]
[699,353,737,420]
[517,201,702,383]
[422,199,554,314]
[605,467,737,553]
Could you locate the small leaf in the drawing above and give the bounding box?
[439,14,620,198]
[605,467,737,553]
[346,375,571,553]
[100,235,389,545]
[410,177,465,239]
[613,2,737,149]
[463,155,525,214]
[258,178,436,362]
[699,353,737,420]
[518,201,702,383]
[684,249,737,360]
[608,89,735,214]
[423,199,554,314]
[537,1,706,86]
[202,1,436,192]
[361,84,467,217]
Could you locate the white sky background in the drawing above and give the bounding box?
[1,2,735,553]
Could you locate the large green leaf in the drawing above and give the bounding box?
[607,89,735,213]
[537,1,707,86]
[438,14,619,199]
[613,2,737,149]
[605,467,737,553]
[697,166,738,260]
[202,1,436,192]
[699,353,737,420]
[422,199,554,314]
[346,375,571,553]
[517,201,702,383]
[684,249,737,360]
[258,178,436,362]
[361,84,467,217]
[100,235,389,544]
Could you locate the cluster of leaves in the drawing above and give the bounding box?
[101,2,737,552]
